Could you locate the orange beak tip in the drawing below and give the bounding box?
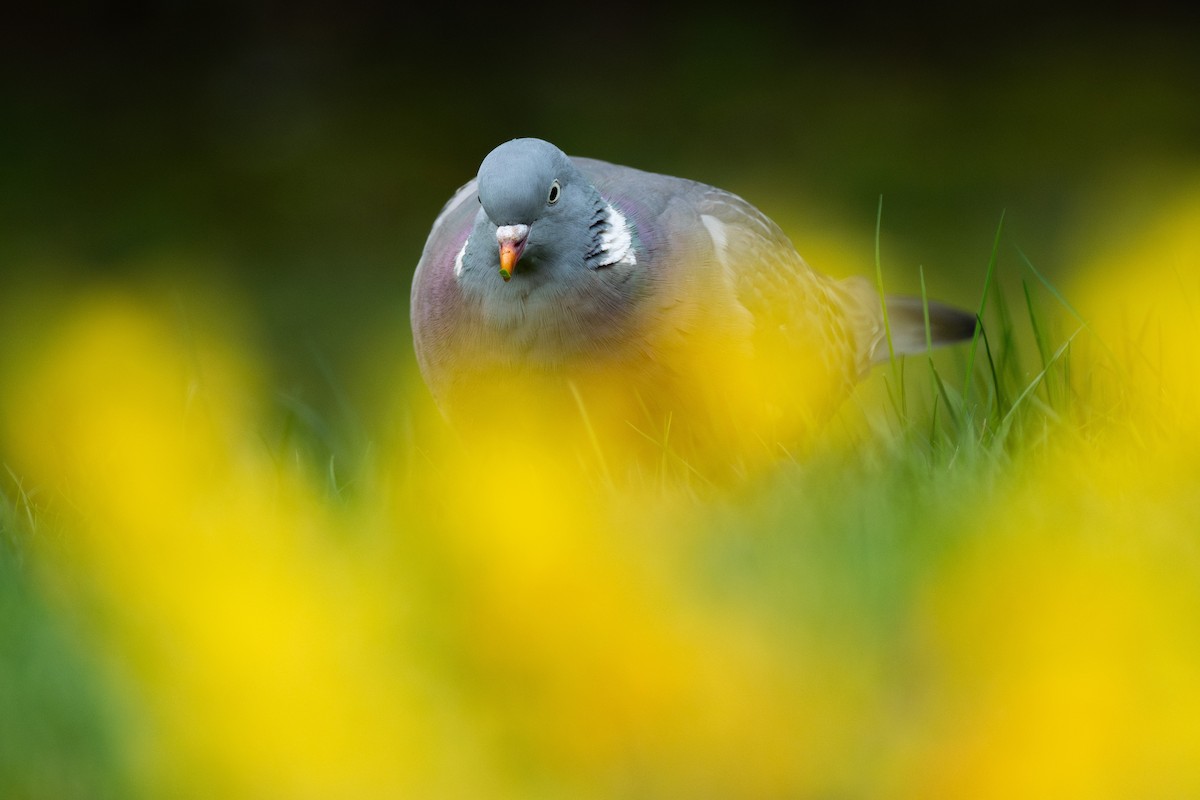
[497,227,527,282]
[499,247,518,281]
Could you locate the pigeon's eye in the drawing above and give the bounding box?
[547,180,561,205]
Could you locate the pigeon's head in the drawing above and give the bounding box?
[476,138,597,282]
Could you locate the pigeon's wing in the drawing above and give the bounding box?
[414,177,479,282]
[574,157,883,379]
[692,186,885,379]
[410,178,479,403]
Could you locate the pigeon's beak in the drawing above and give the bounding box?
[496,224,530,282]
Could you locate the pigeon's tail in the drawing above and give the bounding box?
[836,276,977,368]
[873,294,978,363]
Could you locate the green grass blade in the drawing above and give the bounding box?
[1022,277,1055,406]
[990,269,1021,391]
[963,210,1005,403]
[995,326,1083,444]
[978,321,1005,424]
[1022,277,1052,370]
[1016,245,1089,329]
[1017,245,1127,372]
[568,379,613,489]
[918,264,960,433]
[874,195,895,364]
[919,265,933,355]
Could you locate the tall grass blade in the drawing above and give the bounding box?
[568,379,613,488]
[995,326,1083,444]
[1016,245,1089,329]
[1022,277,1055,406]
[1022,277,1052,370]
[919,265,960,433]
[963,210,1005,403]
[874,195,895,364]
[978,322,1005,425]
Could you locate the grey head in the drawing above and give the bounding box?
[465,138,626,287]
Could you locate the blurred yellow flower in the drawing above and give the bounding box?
[895,179,1200,799]
[2,180,1198,797]
[2,295,464,797]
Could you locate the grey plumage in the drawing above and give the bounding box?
[411,138,973,474]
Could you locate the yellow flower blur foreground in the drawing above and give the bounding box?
[1076,178,1200,449]
[1,295,461,798]
[903,417,1200,798]
[896,181,1200,798]
[3,177,1199,798]
[1,292,877,797]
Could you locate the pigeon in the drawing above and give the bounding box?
[411,137,974,477]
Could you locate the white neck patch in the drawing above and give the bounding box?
[597,203,636,267]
